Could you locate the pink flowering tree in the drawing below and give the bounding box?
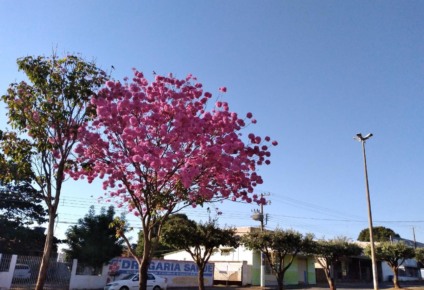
[70,70,277,290]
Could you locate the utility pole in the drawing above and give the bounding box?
[354,133,378,290]
[260,196,265,288]
[413,227,417,249]
[251,192,269,288]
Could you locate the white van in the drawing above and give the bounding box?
[13,264,31,279]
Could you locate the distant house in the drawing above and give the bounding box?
[314,239,423,284]
[314,242,375,284]
[163,227,317,287]
[382,237,424,282]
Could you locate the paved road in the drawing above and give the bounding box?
[168,281,424,290]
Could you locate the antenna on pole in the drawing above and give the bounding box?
[251,192,271,288]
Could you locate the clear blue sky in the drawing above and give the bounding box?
[1,1,423,244]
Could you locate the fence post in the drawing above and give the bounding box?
[0,254,17,290]
[68,259,78,290]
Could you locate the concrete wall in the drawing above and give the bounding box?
[214,261,250,286]
[0,254,17,290]
[69,259,109,290]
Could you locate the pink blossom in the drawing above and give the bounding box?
[106,81,115,88]
[71,69,276,245]
[219,87,227,93]
[132,155,143,162]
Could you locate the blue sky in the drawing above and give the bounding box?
[1,1,423,244]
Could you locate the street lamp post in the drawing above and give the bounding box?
[354,133,379,290]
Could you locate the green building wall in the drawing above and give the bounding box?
[250,251,316,286]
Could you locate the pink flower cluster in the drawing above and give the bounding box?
[69,70,277,213]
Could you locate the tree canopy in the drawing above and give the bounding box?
[161,215,238,290]
[0,221,59,256]
[242,228,315,290]
[0,145,47,226]
[365,241,415,289]
[70,70,276,290]
[64,206,124,271]
[134,213,187,259]
[415,247,424,266]
[357,226,400,242]
[1,54,107,290]
[315,237,363,290]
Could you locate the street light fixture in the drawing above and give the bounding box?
[354,133,378,290]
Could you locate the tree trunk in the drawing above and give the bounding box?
[35,165,63,290]
[34,212,55,290]
[138,257,149,290]
[198,267,205,290]
[138,232,152,290]
[328,277,336,290]
[273,270,285,290]
[392,267,401,289]
[276,275,284,290]
[324,267,336,290]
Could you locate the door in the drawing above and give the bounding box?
[297,258,308,284]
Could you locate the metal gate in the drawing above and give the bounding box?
[0,254,72,290]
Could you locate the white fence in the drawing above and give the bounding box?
[0,253,71,290]
[0,254,214,290]
[69,259,109,290]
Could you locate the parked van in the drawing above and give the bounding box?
[13,264,31,279]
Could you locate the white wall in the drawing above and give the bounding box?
[164,245,253,264]
[0,254,17,290]
[381,260,421,282]
[213,261,252,286]
[164,251,193,261]
[68,259,109,290]
[210,245,253,264]
[164,246,264,285]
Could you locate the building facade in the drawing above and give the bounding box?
[163,227,317,287]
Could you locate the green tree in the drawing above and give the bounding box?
[365,242,415,289]
[64,206,124,271]
[161,215,238,290]
[415,247,424,266]
[0,132,47,226]
[315,237,363,290]
[134,214,187,259]
[1,54,107,290]
[357,226,400,242]
[0,220,59,255]
[242,228,315,290]
[0,133,54,256]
